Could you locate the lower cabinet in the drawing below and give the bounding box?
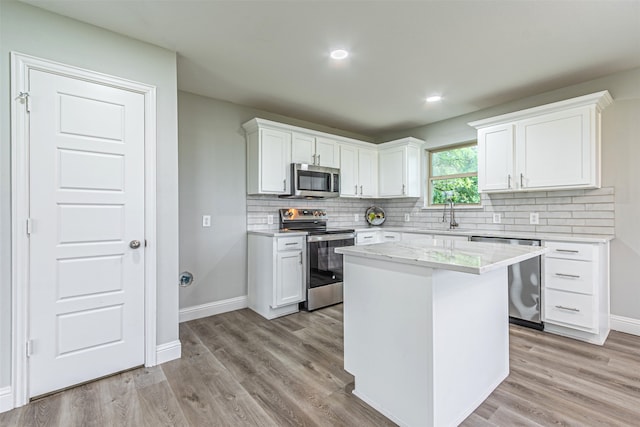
[248,234,306,319]
[542,240,610,345]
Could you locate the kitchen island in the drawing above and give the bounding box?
[335,238,547,427]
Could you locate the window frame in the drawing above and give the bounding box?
[426,141,481,207]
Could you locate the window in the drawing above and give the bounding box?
[427,143,480,206]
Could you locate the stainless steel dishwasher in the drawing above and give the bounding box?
[470,236,543,330]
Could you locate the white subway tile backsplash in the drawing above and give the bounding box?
[246,187,615,238]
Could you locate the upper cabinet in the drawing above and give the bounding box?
[291,133,339,168]
[470,91,612,193]
[340,144,378,198]
[245,126,291,195]
[243,118,424,198]
[378,138,423,198]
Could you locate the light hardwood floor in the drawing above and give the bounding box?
[2,304,639,426]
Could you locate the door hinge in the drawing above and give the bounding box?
[17,91,30,112]
[26,218,33,235]
[26,340,33,357]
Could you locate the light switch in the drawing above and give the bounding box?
[202,215,211,227]
[492,213,501,224]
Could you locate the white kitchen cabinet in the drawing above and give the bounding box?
[248,233,306,320]
[291,132,339,167]
[356,230,380,245]
[380,231,401,242]
[542,239,610,345]
[245,124,292,195]
[378,137,423,198]
[470,91,612,194]
[340,144,378,197]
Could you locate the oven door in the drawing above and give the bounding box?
[307,234,355,289]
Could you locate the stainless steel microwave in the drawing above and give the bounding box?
[282,163,340,198]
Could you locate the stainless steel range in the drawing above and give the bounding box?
[279,208,355,311]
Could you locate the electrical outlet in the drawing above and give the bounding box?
[267,215,274,225]
[202,215,211,227]
[530,212,539,225]
[492,213,501,224]
[354,214,360,222]
[404,213,410,222]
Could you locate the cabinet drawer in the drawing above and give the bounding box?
[544,289,596,331]
[380,232,401,242]
[277,237,304,251]
[545,258,595,294]
[356,231,379,245]
[545,241,595,261]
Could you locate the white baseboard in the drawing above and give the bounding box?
[179,295,248,323]
[0,386,13,413]
[610,315,640,336]
[155,340,182,365]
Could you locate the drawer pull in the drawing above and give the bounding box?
[555,305,580,312]
[555,249,579,253]
[363,236,373,239]
[285,242,298,246]
[555,273,581,279]
[384,236,394,239]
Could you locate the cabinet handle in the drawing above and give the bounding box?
[520,173,524,188]
[555,249,579,254]
[355,184,358,194]
[555,305,580,312]
[360,185,363,195]
[363,236,373,239]
[312,154,316,165]
[317,154,321,165]
[285,242,298,246]
[299,253,303,265]
[283,179,286,191]
[384,236,394,239]
[555,273,581,279]
[402,184,406,195]
[507,174,511,188]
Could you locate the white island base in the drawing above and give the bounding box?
[343,255,509,427]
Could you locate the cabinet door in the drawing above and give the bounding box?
[478,124,514,192]
[291,133,316,165]
[275,250,304,307]
[378,147,405,197]
[358,148,378,197]
[340,145,358,197]
[516,106,593,190]
[315,137,339,167]
[260,129,292,193]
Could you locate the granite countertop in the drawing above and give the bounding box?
[335,238,548,275]
[247,230,307,237]
[353,226,613,244]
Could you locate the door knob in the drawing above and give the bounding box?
[129,240,141,249]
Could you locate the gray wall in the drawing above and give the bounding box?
[377,67,640,321]
[177,91,371,309]
[0,1,180,389]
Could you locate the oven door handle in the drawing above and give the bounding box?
[307,233,355,243]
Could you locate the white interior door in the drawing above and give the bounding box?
[28,68,146,398]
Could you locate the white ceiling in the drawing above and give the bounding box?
[23,0,640,136]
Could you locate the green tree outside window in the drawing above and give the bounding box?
[428,144,480,205]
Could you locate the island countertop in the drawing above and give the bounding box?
[335,238,547,275]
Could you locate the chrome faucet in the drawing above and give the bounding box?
[442,191,459,229]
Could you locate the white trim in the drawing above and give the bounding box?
[610,315,640,336]
[179,296,249,323]
[0,387,13,414]
[10,52,158,408]
[156,340,182,365]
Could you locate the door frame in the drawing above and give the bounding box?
[10,52,158,407]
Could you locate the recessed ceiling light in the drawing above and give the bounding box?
[426,95,443,103]
[330,49,349,60]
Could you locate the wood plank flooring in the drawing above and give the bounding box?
[2,304,639,426]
